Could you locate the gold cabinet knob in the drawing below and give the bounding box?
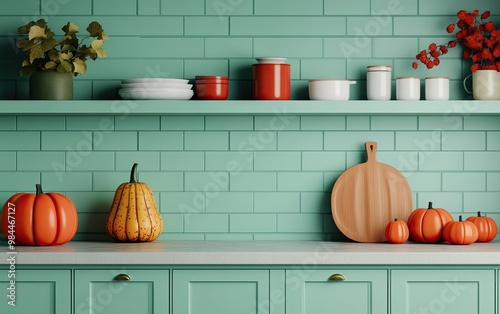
[113,274,131,281]
[328,274,345,281]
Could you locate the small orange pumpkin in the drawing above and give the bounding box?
[385,218,409,244]
[1,184,78,245]
[443,215,478,245]
[407,202,453,243]
[466,211,497,242]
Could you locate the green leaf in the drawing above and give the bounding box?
[86,21,105,39]
[39,38,58,53]
[28,25,47,40]
[21,58,31,67]
[16,39,36,51]
[73,58,87,75]
[56,60,73,73]
[20,66,34,76]
[44,61,57,70]
[60,52,74,62]
[48,50,60,61]
[60,34,78,51]
[34,19,47,29]
[91,39,106,58]
[62,22,79,34]
[29,45,45,62]
[60,43,76,53]
[18,21,36,35]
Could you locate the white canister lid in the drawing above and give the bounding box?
[256,57,287,64]
[425,76,449,79]
[367,65,392,72]
[396,76,420,80]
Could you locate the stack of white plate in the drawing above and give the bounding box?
[118,78,193,100]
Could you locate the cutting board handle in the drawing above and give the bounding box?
[365,142,378,163]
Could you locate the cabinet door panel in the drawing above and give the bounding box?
[0,269,71,313]
[286,269,387,314]
[173,270,269,314]
[74,269,169,314]
[391,269,495,314]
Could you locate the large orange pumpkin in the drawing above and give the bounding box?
[0,184,78,245]
[466,211,498,242]
[407,202,453,243]
[105,163,163,242]
[443,215,478,245]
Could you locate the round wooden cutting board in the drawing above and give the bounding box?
[331,142,413,242]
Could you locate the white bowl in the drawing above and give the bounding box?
[121,82,193,90]
[118,88,193,100]
[122,78,190,84]
[309,79,356,100]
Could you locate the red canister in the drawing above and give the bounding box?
[195,76,229,100]
[252,59,290,100]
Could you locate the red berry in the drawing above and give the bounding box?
[463,49,471,59]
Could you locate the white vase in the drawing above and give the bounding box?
[463,69,500,100]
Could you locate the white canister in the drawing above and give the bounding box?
[425,76,449,100]
[367,65,392,100]
[396,77,420,100]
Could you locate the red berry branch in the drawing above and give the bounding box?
[413,10,500,72]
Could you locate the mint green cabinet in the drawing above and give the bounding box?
[285,269,388,314]
[173,269,270,314]
[0,269,71,313]
[74,269,169,314]
[391,269,495,314]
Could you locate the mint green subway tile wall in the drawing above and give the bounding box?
[1,0,499,99]
[0,0,500,241]
[0,114,499,241]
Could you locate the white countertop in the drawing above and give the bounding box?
[2,240,500,265]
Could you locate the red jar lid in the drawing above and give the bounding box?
[195,75,228,81]
[195,80,229,85]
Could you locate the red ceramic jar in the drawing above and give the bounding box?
[194,76,229,100]
[252,63,290,100]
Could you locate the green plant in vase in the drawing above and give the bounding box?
[15,19,108,99]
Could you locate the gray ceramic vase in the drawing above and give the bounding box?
[29,71,73,100]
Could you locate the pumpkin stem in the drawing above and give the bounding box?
[428,201,433,209]
[130,163,139,183]
[478,211,482,217]
[394,218,398,221]
[459,215,463,222]
[35,183,43,195]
